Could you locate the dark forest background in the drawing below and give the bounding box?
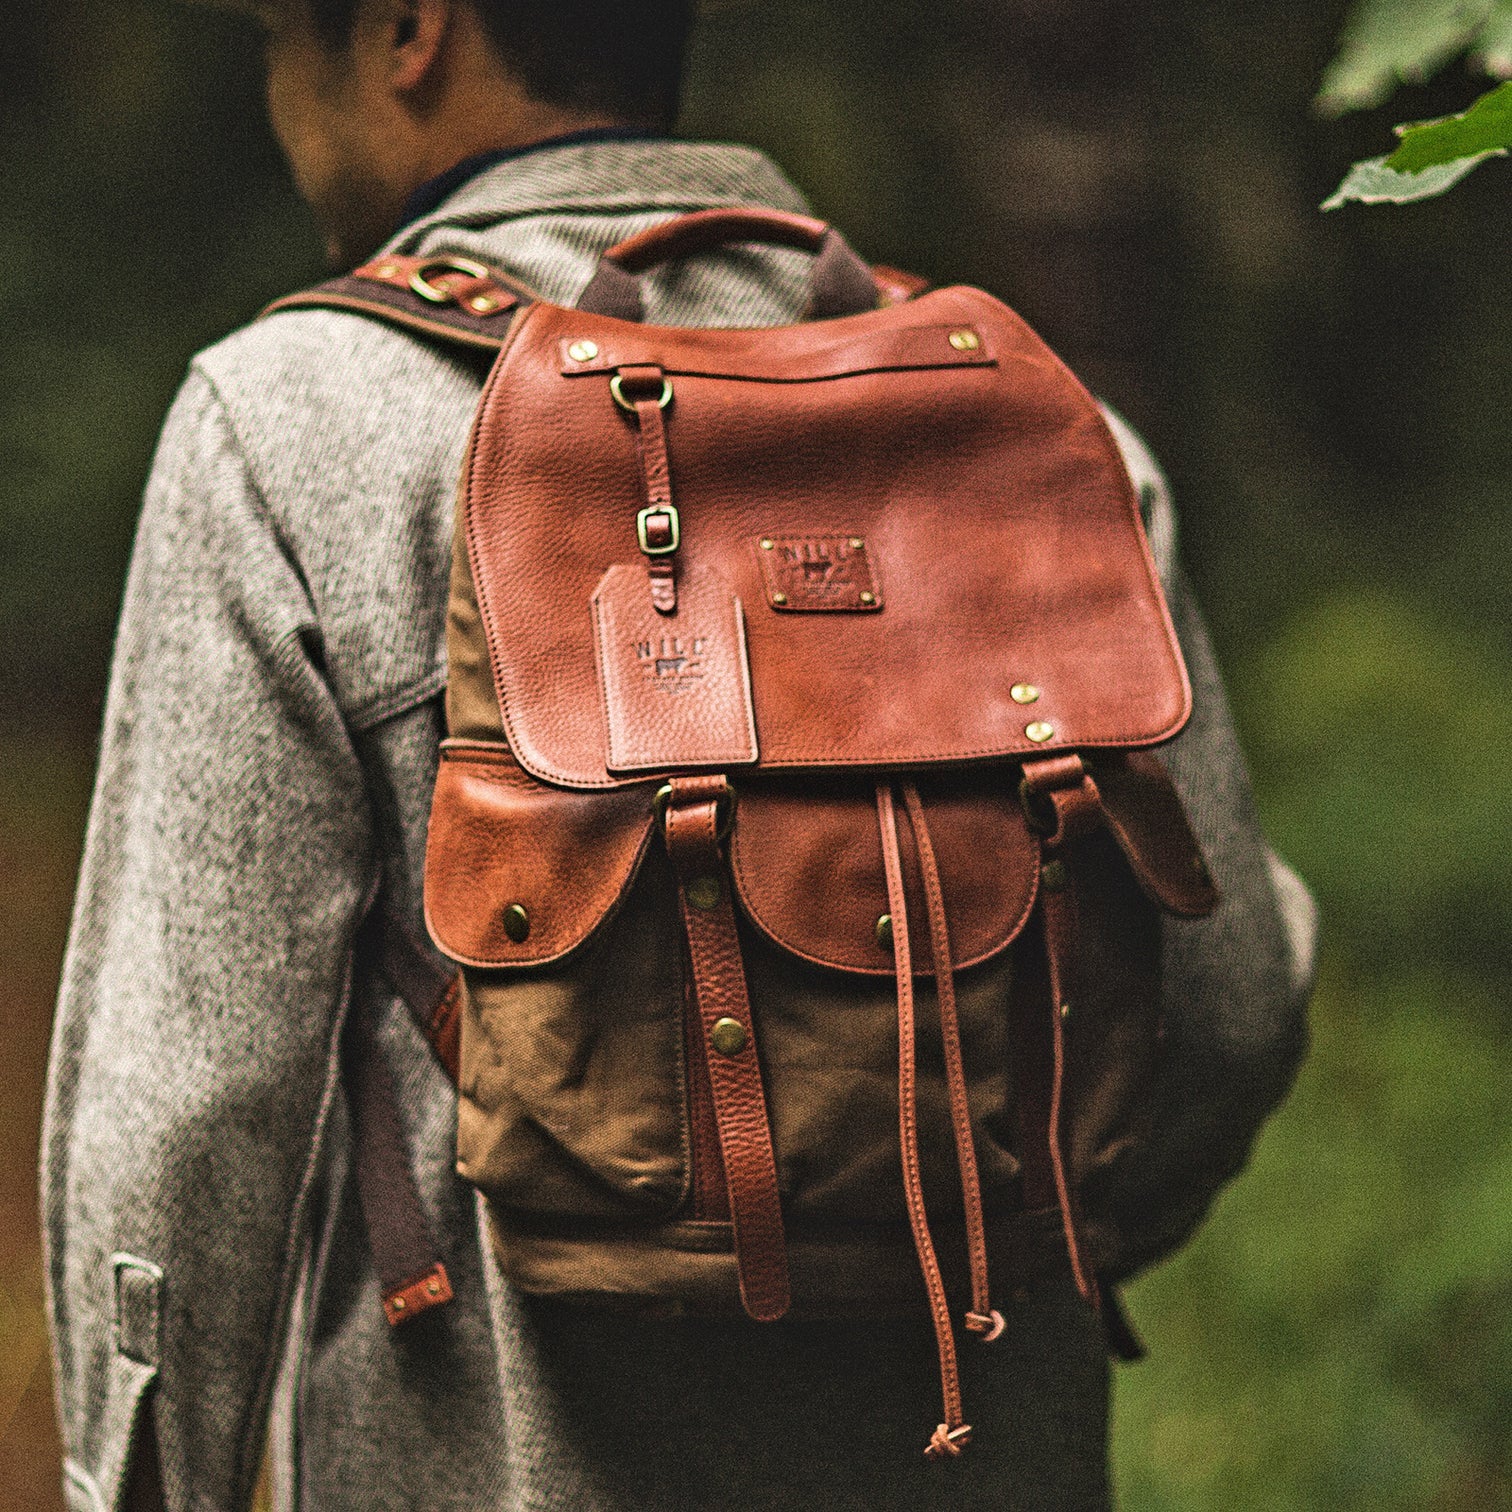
[3,1,1511,1507]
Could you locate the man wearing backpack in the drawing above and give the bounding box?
[43,2,1316,1509]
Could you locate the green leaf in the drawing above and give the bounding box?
[1319,0,1498,114]
[1386,77,1512,167]
[1321,149,1502,207]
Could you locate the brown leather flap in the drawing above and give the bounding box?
[425,741,657,968]
[731,777,1040,976]
[464,285,1190,790]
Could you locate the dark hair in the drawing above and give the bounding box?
[309,0,696,129]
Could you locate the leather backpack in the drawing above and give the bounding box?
[269,207,1219,1457]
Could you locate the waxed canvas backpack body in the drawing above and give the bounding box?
[270,208,1219,1455]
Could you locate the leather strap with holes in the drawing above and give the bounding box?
[662,776,790,1322]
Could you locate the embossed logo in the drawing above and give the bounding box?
[636,634,708,694]
[757,534,882,612]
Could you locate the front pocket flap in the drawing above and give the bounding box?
[730,777,1040,977]
[425,741,657,968]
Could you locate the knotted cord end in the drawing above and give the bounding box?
[925,1423,972,1459]
[965,1308,1005,1343]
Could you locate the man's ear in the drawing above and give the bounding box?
[387,0,452,93]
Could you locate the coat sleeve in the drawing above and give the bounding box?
[41,368,374,1511]
[1090,409,1317,1280]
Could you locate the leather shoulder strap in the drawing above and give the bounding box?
[262,253,533,352]
[263,252,927,352]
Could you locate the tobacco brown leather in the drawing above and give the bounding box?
[462,288,1188,790]
[664,777,791,1322]
[425,740,656,967]
[730,776,1039,976]
[877,783,969,1455]
[414,210,1225,1460]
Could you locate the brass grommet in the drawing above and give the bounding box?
[392,1296,407,1312]
[949,328,982,352]
[875,914,894,950]
[849,537,865,550]
[503,904,531,943]
[859,590,877,606]
[761,537,776,550]
[1025,721,1056,744]
[374,264,399,279]
[567,339,600,362]
[772,591,789,606]
[711,1017,749,1056]
[470,295,502,314]
[1011,683,1041,705]
[687,876,722,911]
[426,1278,442,1296]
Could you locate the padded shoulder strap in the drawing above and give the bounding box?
[262,253,533,352]
[263,253,928,352]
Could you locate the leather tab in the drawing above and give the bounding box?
[382,1262,454,1327]
[592,564,759,773]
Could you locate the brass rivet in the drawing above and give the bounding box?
[772,591,789,606]
[567,339,599,362]
[875,914,894,950]
[426,1279,442,1296]
[761,537,776,550]
[392,1296,407,1311]
[470,295,501,313]
[503,904,531,943]
[859,590,877,606]
[711,1017,749,1056]
[687,876,722,911]
[949,328,982,352]
[1011,683,1041,705]
[375,264,399,278]
[1025,721,1055,744]
[1041,860,1068,894]
[849,537,865,550]
[1059,1002,1072,1022]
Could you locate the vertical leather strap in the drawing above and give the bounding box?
[618,364,679,615]
[343,994,454,1326]
[900,784,1003,1346]
[877,784,971,1459]
[1019,757,1106,1307]
[663,776,790,1322]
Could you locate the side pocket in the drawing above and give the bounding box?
[63,1254,163,1512]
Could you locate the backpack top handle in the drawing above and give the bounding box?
[576,208,881,323]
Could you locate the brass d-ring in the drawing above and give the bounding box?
[610,373,674,413]
[408,256,493,304]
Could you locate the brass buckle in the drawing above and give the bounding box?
[610,373,674,413]
[653,780,736,841]
[637,505,681,556]
[408,256,493,305]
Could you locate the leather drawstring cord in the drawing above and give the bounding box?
[900,784,1004,1346]
[878,783,1001,1460]
[615,364,679,615]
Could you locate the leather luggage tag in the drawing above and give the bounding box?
[593,562,760,774]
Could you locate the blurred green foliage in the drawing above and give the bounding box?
[1324,0,1512,203]
[4,1,1511,1507]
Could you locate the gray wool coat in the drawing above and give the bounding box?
[42,140,1315,1512]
